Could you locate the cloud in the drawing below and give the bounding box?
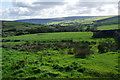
[93,4,118,16]
[76,0,119,2]
[74,2,118,16]
[1,0,119,2]
[0,9,2,17]
[1,0,119,20]
[12,2,31,7]
[33,2,65,6]
[12,1,66,9]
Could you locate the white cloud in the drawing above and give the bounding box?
[0,9,2,17]
[1,0,119,2]
[76,0,119,2]
[1,0,119,20]
[1,0,12,2]
[90,4,118,16]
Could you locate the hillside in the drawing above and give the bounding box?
[46,16,118,25]
[46,16,119,30]
[2,16,119,37]
[46,16,114,25]
[15,16,97,24]
[2,21,55,37]
[2,15,120,79]
[2,21,47,31]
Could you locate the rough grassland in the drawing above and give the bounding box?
[2,49,119,78]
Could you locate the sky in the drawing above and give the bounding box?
[0,0,119,20]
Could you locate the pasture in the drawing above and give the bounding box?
[97,25,118,30]
[3,32,93,41]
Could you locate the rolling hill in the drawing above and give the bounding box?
[15,16,97,24]
[2,15,120,79]
[2,21,55,37]
[46,15,119,30]
[2,15,119,37]
[46,16,119,25]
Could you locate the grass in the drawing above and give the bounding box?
[2,21,48,31]
[46,16,116,25]
[2,42,25,46]
[3,32,93,41]
[2,31,119,79]
[97,24,119,30]
[2,15,120,79]
[2,49,119,78]
[86,52,118,77]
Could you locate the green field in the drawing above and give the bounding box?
[2,31,119,78]
[97,24,119,30]
[2,48,119,78]
[46,16,115,25]
[2,15,120,79]
[3,32,93,41]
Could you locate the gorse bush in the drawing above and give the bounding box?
[98,39,117,53]
[74,42,93,58]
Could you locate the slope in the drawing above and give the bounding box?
[15,16,97,24]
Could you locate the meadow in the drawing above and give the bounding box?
[2,16,120,79]
[2,48,119,78]
[97,24,118,30]
[3,32,93,41]
[2,31,119,79]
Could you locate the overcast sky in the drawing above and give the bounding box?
[0,0,119,20]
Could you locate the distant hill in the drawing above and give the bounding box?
[93,16,119,22]
[46,15,119,26]
[15,16,97,24]
[2,16,119,37]
[2,21,54,37]
[93,16,120,26]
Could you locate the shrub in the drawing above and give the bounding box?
[98,39,117,53]
[74,44,92,58]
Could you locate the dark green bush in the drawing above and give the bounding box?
[74,42,93,58]
[98,39,117,53]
